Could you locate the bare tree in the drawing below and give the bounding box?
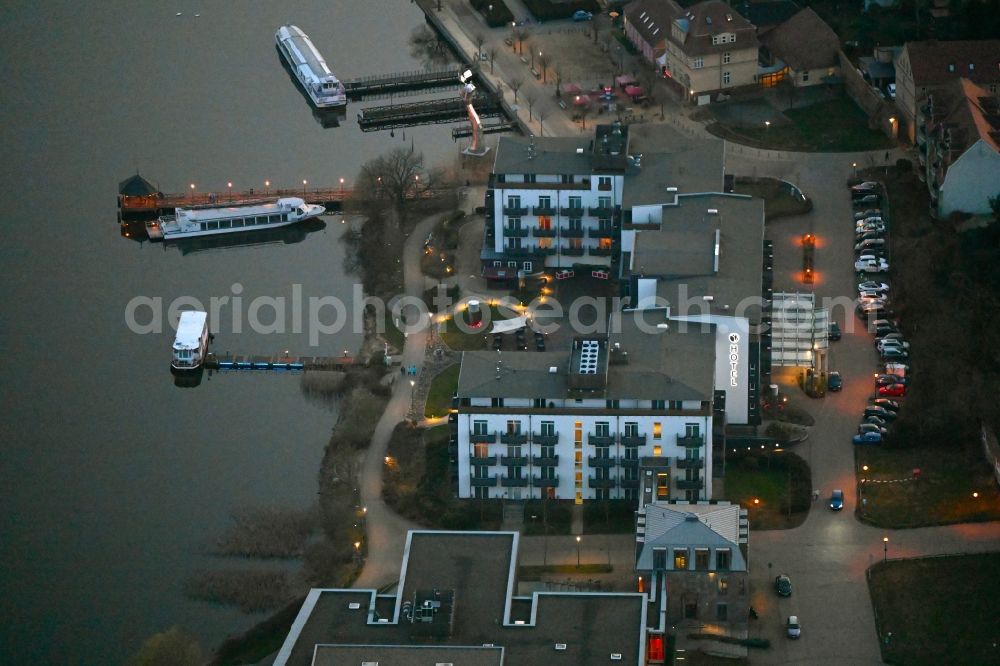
[488,46,499,74]
[538,109,548,137]
[538,52,549,83]
[554,62,564,97]
[579,103,591,130]
[408,25,448,67]
[509,77,523,104]
[353,148,426,227]
[474,33,485,59]
[524,91,537,121]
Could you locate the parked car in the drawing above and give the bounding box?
[856,231,885,243]
[858,423,888,437]
[572,9,593,20]
[888,82,897,99]
[855,257,889,273]
[858,281,890,293]
[875,374,908,387]
[775,574,792,596]
[829,322,842,341]
[873,324,900,338]
[877,338,909,352]
[857,219,887,232]
[881,347,909,361]
[859,290,887,302]
[864,415,888,427]
[871,398,900,411]
[829,489,845,510]
[787,615,802,639]
[864,406,896,421]
[854,194,881,206]
[856,238,887,253]
[853,431,883,444]
[878,383,906,397]
[828,371,843,391]
[855,208,882,220]
[851,181,880,193]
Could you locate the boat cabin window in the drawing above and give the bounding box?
[232,218,243,227]
[298,205,308,215]
[219,220,231,229]
[176,350,191,359]
[282,213,289,222]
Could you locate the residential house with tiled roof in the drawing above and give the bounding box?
[917,78,1000,218]
[759,8,841,88]
[894,39,1000,142]
[624,0,759,101]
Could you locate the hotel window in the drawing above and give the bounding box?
[598,176,612,191]
[569,238,583,250]
[657,473,669,499]
[506,420,521,434]
[653,445,662,456]
[653,548,666,570]
[473,420,488,435]
[716,603,728,621]
[538,195,551,209]
[693,57,704,69]
[652,400,665,410]
[606,399,620,409]
[695,548,710,570]
[598,196,611,209]
[718,577,729,595]
[653,422,662,439]
[538,237,553,249]
[673,548,688,570]
[624,422,638,437]
[595,422,610,437]
[540,421,555,436]
[723,51,731,64]
[685,423,700,437]
[669,400,682,410]
[716,549,731,571]
[491,398,504,407]
[507,195,521,209]
[473,443,489,458]
[722,71,731,85]
[568,196,582,210]
[599,237,613,250]
[801,70,809,82]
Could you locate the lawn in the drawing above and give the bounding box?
[855,444,1000,528]
[868,553,1000,665]
[723,452,811,530]
[733,176,813,222]
[381,307,406,354]
[710,97,894,152]
[424,363,460,418]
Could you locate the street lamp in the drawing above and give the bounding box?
[264,179,270,195]
[882,536,889,562]
[227,181,233,202]
[576,535,581,566]
[189,183,196,202]
[302,179,308,195]
[339,177,345,198]
[764,120,771,131]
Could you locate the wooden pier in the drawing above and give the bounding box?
[357,93,502,132]
[204,352,354,372]
[451,121,518,139]
[343,66,468,100]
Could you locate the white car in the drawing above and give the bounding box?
[855,209,882,220]
[858,281,889,293]
[851,181,880,193]
[787,615,801,638]
[888,83,896,99]
[856,220,886,233]
[856,257,889,273]
[878,338,910,352]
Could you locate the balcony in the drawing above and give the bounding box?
[533,455,559,466]
[675,477,704,491]
[564,206,585,216]
[470,476,497,487]
[503,226,529,237]
[532,227,557,237]
[533,205,557,216]
[678,434,704,448]
[503,246,537,257]
[503,205,529,216]
[588,477,617,489]
[588,205,615,216]
[536,246,557,256]
[621,434,647,447]
[470,431,497,444]
[561,227,585,238]
[532,476,559,488]
[588,227,615,238]
[620,457,639,469]
[500,455,528,466]
[533,433,559,445]
[589,434,616,446]
[620,478,639,489]
[589,247,614,257]
[500,432,528,445]
[501,476,529,487]
[470,456,498,466]
[676,457,705,470]
[562,247,585,256]
[589,456,616,467]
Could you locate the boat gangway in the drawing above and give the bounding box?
[204,352,354,372]
[357,93,501,132]
[343,66,468,100]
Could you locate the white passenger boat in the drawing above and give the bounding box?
[145,197,325,241]
[172,311,209,372]
[275,24,347,108]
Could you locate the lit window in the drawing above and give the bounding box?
[653,445,662,456]
[673,548,688,569]
[653,422,662,439]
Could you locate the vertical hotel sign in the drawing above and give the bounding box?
[728,333,740,387]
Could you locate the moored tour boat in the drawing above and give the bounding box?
[275,24,347,108]
[145,197,325,241]
[172,311,209,372]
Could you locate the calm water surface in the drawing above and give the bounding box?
[0,1,457,662]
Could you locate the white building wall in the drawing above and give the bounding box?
[939,140,1000,217]
[671,314,751,424]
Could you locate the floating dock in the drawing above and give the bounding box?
[344,66,468,100]
[204,352,354,372]
[357,93,502,132]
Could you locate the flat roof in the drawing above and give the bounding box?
[493,136,594,175]
[180,197,304,221]
[275,531,647,666]
[173,311,207,350]
[622,125,726,206]
[630,194,764,322]
[311,644,504,666]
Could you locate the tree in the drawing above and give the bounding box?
[554,62,564,97]
[509,77,523,104]
[131,627,203,666]
[578,102,591,130]
[538,52,549,83]
[408,25,448,66]
[488,46,498,74]
[524,91,536,121]
[353,148,426,226]
[474,33,485,59]
[538,109,548,137]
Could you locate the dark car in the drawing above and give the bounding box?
[854,431,883,445]
[864,406,896,421]
[775,574,792,596]
[871,398,900,411]
[864,415,888,427]
[875,374,909,387]
[858,423,888,437]
[854,194,881,207]
[855,208,882,220]
[828,371,843,392]
[881,347,909,361]
[829,489,845,510]
[829,322,842,341]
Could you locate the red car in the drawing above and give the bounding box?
[878,383,906,397]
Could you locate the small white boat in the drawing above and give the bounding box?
[172,311,209,372]
[146,197,324,241]
[275,24,347,108]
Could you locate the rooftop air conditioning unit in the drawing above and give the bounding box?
[612,654,623,661]
[576,148,585,154]
[555,643,568,651]
[348,602,361,610]
[666,186,678,193]
[703,295,714,301]
[549,366,558,373]
[707,208,718,214]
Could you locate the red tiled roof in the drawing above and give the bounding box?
[625,0,758,57]
[761,8,839,71]
[904,39,1000,87]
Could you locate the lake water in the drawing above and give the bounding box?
[0,1,457,662]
